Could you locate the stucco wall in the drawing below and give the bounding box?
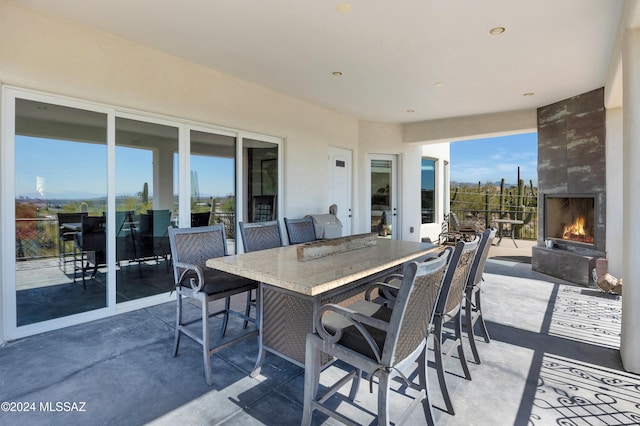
[0,2,359,220]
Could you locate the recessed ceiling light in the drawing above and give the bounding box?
[434,82,444,88]
[336,3,351,13]
[489,27,506,35]
[332,71,343,77]
[523,92,534,97]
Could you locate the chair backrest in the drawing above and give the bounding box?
[78,215,106,251]
[441,213,450,234]
[167,224,228,284]
[467,228,497,290]
[148,209,172,237]
[251,195,276,222]
[382,252,450,366]
[191,211,211,227]
[114,210,134,237]
[450,212,462,230]
[238,221,283,252]
[57,212,89,237]
[284,217,316,244]
[435,237,480,317]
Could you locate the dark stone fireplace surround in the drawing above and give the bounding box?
[531,88,606,286]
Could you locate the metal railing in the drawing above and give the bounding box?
[450,190,538,240]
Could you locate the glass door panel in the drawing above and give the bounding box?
[14,99,108,326]
[242,138,279,224]
[114,117,178,303]
[370,156,397,239]
[190,130,237,249]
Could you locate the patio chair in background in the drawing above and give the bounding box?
[57,211,88,273]
[139,209,172,264]
[464,227,496,364]
[251,195,276,222]
[302,252,450,426]
[432,237,480,415]
[73,215,106,289]
[238,220,283,253]
[168,224,259,385]
[238,220,283,328]
[440,212,480,245]
[115,210,137,263]
[190,211,210,227]
[284,216,317,244]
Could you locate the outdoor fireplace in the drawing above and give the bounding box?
[544,194,596,247]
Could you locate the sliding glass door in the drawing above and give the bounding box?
[114,117,178,303]
[13,98,108,326]
[2,87,282,339]
[190,130,237,250]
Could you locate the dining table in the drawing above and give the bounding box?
[206,237,438,374]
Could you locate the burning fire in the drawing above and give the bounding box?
[562,216,594,243]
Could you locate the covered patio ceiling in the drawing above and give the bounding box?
[11,0,633,123]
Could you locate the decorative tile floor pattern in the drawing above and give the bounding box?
[549,286,621,350]
[531,285,639,425]
[533,354,640,425]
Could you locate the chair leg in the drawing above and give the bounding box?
[220,296,230,338]
[302,339,321,426]
[465,295,481,365]
[377,372,391,426]
[475,290,491,343]
[418,346,436,426]
[201,295,214,386]
[454,312,471,381]
[173,290,182,357]
[433,318,455,415]
[243,290,254,329]
[348,369,361,400]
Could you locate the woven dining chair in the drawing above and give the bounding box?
[432,236,480,415]
[302,252,450,426]
[57,212,88,273]
[284,216,316,244]
[238,220,283,328]
[464,227,496,364]
[168,224,258,385]
[73,215,106,289]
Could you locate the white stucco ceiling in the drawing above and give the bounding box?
[12,0,628,123]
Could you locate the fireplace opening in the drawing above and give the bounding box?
[544,195,595,246]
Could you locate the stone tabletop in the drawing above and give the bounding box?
[206,239,438,296]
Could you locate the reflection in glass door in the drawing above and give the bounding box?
[14,99,108,326]
[115,117,178,304]
[370,155,397,239]
[242,138,279,224]
[190,130,236,251]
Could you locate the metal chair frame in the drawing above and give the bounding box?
[168,224,259,385]
[238,220,284,328]
[302,253,450,426]
[464,227,496,364]
[432,237,480,415]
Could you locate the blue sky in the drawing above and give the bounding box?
[15,136,234,198]
[450,132,538,186]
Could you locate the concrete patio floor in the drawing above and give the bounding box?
[1,240,637,425]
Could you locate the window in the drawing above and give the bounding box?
[3,87,282,338]
[421,158,436,224]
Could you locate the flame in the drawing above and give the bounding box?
[562,216,586,239]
